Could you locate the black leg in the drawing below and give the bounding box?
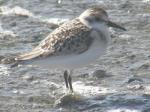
[68,74,73,92]
[63,70,73,93]
[64,70,69,89]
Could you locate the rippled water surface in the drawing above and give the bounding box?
[0,0,150,112]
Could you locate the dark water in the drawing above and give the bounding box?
[0,0,150,112]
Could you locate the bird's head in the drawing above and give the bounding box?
[79,7,126,31]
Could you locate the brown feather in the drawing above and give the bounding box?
[16,18,93,61]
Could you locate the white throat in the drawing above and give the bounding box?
[79,17,111,44]
[93,23,111,44]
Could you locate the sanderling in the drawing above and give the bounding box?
[9,7,126,92]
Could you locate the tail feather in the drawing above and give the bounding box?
[16,49,43,61]
[0,49,43,68]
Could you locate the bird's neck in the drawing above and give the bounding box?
[92,24,111,44]
[79,17,111,44]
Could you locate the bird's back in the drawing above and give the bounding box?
[16,18,92,62]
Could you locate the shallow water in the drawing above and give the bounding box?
[0,0,150,112]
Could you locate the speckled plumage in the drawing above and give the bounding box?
[14,7,126,69]
[17,18,93,60]
[9,7,126,93]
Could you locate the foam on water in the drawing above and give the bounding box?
[107,108,140,112]
[0,6,33,16]
[64,81,116,97]
[43,18,69,25]
[0,64,10,76]
[143,0,150,2]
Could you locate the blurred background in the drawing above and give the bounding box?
[0,0,150,112]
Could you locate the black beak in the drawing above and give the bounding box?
[107,21,126,31]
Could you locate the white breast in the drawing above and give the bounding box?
[30,31,109,69]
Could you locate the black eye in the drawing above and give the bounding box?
[95,17,100,21]
[85,17,93,23]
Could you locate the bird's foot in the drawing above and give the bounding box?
[64,70,73,93]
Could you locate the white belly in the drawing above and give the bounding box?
[31,39,108,69]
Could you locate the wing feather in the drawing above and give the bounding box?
[16,18,92,61]
[16,49,44,60]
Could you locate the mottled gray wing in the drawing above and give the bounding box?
[16,18,92,61]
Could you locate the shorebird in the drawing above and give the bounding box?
[6,7,126,92]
